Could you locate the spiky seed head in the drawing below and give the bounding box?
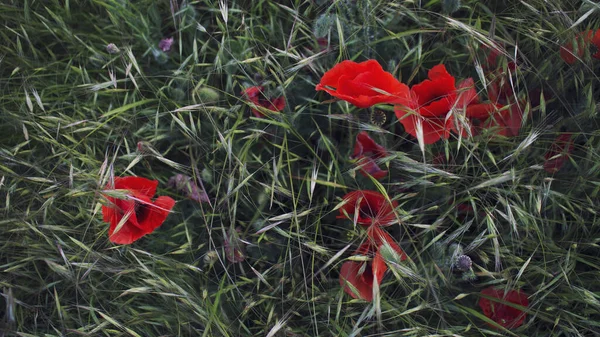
[456,254,472,271]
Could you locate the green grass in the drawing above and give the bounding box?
[1,0,600,336]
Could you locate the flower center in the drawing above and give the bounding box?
[359,202,377,219]
[134,201,150,223]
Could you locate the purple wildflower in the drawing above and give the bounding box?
[158,37,174,52]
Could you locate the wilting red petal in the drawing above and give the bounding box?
[316,59,410,108]
[351,132,388,179]
[544,133,574,173]
[224,227,247,263]
[355,157,388,179]
[479,103,522,138]
[271,96,286,111]
[371,250,387,286]
[340,226,408,302]
[337,190,398,226]
[479,287,528,329]
[367,226,407,261]
[242,86,263,100]
[242,86,285,118]
[499,102,524,137]
[352,132,387,158]
[339,260,374,301]
[456,78,479,107]
[168,174,210,203]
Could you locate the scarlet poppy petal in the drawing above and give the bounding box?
[113,176,158,198]
[335,77,409,108]
[250,108,264,118]
[109,223,145,245]
[137,196,176,235]
[339,260,373,301]
[479,287,528,329]
[102,202,116,223]
[396,109,451,144]
[351,71,411,105]
[428,64,454,81]
[111,197,140,229]
[338,191,367,225]
[271,96,286,111]
[317,60,410,108]
[411,83,456,117]
[317,60,383,91]
[338,190,397,226]
[242,86,264,99]
[559,44,577,64]
[368,226,407,261]
[355,241,374,255]
[371,250,387,285]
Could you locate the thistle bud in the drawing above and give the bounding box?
[455,254,472,271]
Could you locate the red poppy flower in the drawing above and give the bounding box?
[339,226,406,301]
[560,29,600,64]
[316,59,410,108]
[544,133,574,173]
[101,176,176,244]
[337,190,398,227]
[479,287,528,329]
[395,65,472,144]
[242,86,286,118]
[351,131,388,179]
